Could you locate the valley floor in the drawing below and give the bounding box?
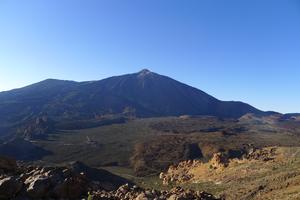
[2,115,300,199]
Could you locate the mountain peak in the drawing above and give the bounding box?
[138,69,152,76]
[0,70,263,124]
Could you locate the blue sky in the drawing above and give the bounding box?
[0,0,299,113]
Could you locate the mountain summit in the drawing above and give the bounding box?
[0,70,263,137]
[138,68,152,75]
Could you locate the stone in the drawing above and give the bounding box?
[135,192,149,200]
[168,194,178,200]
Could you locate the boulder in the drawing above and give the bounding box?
[135,192,149,200]
[168,194,178,200]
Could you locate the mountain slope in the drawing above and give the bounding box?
[0,69,263,137]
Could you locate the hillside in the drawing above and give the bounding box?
[1,114,297,174]
[0,69,263,138]
[159,146,300,200]
[0,113,300,199]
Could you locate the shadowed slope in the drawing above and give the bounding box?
[0,69,263,137]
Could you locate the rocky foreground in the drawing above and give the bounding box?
[90,184,219,200]
[0,156,220,200]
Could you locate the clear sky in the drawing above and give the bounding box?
[0,0,299,113]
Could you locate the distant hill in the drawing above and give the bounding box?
[0,69,264,137]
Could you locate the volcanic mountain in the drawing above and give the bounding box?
[0,69,263,137]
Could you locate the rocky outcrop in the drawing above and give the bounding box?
[245,147,277,161]
[159,152,230,185]
[0,157,129,199]
[0,156,220,200]
[91,184,221,200]
[210,152,229,169]
[159,147,280,187]
[160,160,202,185]
[18,116,55,140]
